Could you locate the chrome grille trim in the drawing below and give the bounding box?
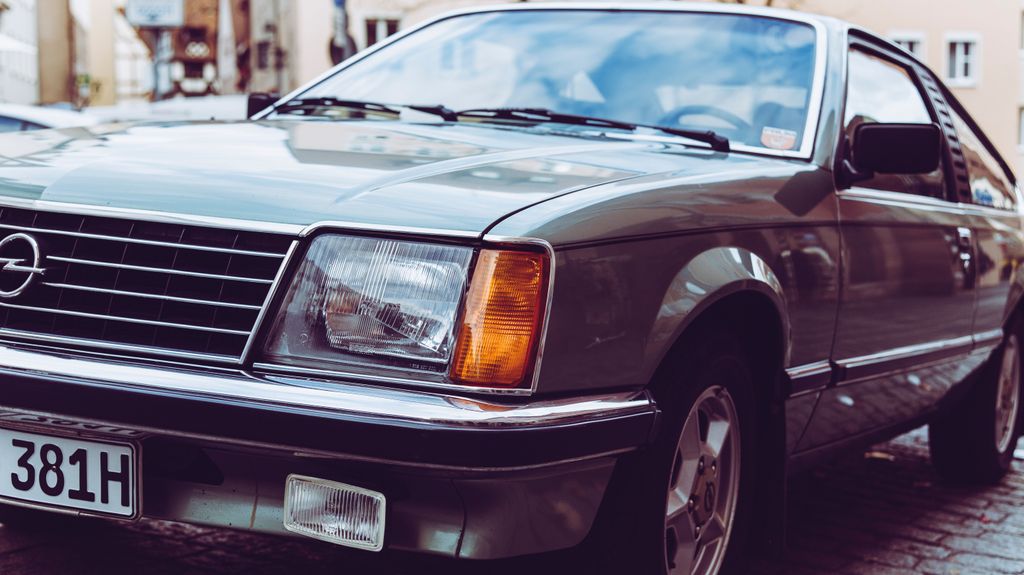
[0,207,296,363]
[40,283,264,310]
[0,223,287,258]
[0,302,253,335]
[47,256,276,284]
[239,239,299,361]
[0,329,242,364]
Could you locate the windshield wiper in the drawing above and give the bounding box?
[275,98,458,121]
[454,107,730,152]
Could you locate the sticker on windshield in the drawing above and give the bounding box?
[761,127,798,151]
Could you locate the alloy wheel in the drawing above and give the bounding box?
[664,386,741,575]
[995,333,1021,454]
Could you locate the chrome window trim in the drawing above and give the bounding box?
[839,187,1022,218]
[262,3,829,161]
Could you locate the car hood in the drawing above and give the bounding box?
[0,120,774,236]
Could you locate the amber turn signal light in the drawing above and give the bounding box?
[450,249,549,388]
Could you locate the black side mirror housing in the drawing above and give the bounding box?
[851,122,942,175]
[247,93,280,119]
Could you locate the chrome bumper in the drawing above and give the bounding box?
[0,344,658,468]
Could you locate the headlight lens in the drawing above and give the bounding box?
[264,235,473,371]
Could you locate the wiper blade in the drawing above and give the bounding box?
[275,98,458,121]
[275,98,402,117]
[453,107,730,152]
[455,107,636,131]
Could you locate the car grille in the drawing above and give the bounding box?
[0,208,294,362]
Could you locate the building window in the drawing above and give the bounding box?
[945,35,980,87]
[1019,107,1024,148]
[365,18,399,48]
[889,32,924,59]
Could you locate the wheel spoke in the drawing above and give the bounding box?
[702,513,727,548]
[676,415,702,494]
[666,513,698,574]
[666,486,689,520]
[704,418,731,459]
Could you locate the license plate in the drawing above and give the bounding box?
[0,427,138,518]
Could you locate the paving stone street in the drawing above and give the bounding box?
[0,429,1022,575]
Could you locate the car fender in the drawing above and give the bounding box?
[643,246,791,382]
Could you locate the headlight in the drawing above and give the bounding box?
[264,235,474,371]
[263,234,550,391]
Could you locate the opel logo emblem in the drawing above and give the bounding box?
[0,233,46,299]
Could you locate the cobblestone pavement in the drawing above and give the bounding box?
[0,430,1022,575]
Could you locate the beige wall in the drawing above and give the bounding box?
[87,0,115,106]
[37,0,74,105]
[289,0,333,88]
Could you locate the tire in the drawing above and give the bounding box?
[929,329,1023,484]
[590,332,758,575]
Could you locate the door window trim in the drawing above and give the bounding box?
[836,34,957,206]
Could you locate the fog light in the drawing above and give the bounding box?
[283,474,386,551]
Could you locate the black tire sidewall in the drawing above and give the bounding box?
[591,335,758,575]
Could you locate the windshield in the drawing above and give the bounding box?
[296,10,820,153]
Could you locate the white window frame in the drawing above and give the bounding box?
[888,30,926,60]
[361,14,401,49]
[1018,107,1024,151]
[944,32,981,88]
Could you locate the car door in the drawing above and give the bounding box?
[939,101,1024,353]
[796,40,977,451]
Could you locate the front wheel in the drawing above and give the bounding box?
[929,330,1023,484]
[663,386,743,574]
[592,334,756,575]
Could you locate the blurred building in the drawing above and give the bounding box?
[0,0,39,104]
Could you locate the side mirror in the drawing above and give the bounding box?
[851,122,942,175]
[247,93,280,119]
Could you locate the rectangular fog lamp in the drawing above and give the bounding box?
[283,474,386,551]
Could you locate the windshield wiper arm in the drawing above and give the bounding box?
[453,107,730,152]
[275,98,458,121]
[276,98,402,117]
[455,107,636,131]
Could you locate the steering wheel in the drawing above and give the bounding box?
[658,105,752,138]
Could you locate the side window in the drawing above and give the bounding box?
[843,48,946,199]
[950,109,1017,210]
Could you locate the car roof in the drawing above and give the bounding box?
[0,103,101,129]
[442,2,843,29]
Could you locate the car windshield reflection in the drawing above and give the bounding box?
[294,10,820,153]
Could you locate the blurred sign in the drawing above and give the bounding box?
[126,0,184,27]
